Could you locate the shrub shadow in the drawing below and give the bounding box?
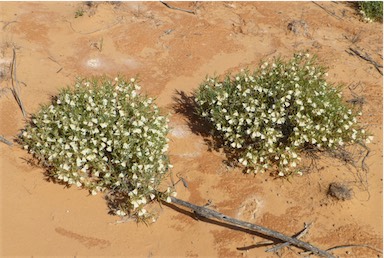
[172,90,241,168]
[173,90,219,150]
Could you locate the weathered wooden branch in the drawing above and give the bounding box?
[170,196,335,258]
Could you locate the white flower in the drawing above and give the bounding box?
[132,200,139,209]
[138,209,147,217]
[116,210,126,216]
[365,136,373,144]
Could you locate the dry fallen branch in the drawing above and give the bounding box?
[169,196,335,257]
[0,135,13,146]
[10,48,27,118]
[348,47,383,75]
[160,1,195,14]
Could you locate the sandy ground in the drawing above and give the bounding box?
[0,2,382,257]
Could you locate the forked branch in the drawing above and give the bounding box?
[170,196,335,258]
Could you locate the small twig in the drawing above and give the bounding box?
[302,244,383,256]
[170,197,335,257]
[0,20,17,30]
[48,56,61,66]
[312,2,342,20]
[358,142,370,172]
[326,244,383,254]
[266,222,313,253]
[10,48,27,118]
[348,47,383,75]
[0,135,13,146]
[160,1,195,14]
[65,17,123,35]
[240,223,313,251]
[48,56,63,73]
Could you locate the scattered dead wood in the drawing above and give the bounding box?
[0,135,13,146]
[347,47,383,75]
[160,1,195,15]
[10,48,27,118]
[169,196,335,257]
[312,2,342,20]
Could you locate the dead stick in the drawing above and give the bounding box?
[160,1,195,14]
[170,197,335,258]
[266,222,312,253]
[348,47,383,75]
[10,48,27,118]
[0,135,13,146]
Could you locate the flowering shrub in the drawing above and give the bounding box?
[357,1,383,23]
[194,53,372,176]
[20,77,173,219]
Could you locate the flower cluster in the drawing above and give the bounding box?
[194,53,372,175]
[20,77,173,219]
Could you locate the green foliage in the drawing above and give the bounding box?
[358,1,383,22]
[75,8,84,18]
[20,77,174,219]
[194,53,372,176]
